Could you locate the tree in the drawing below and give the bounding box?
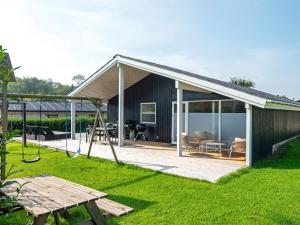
[230,77,255,88]
[0,46,18,83]
[277,95,289,99]
[72,74,85,86]
[7,77,73,95]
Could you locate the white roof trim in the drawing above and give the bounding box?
[69,55,300,111]
[69,58,117,97]
[118,57,267,108]
[265,100,300,111]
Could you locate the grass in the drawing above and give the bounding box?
[1,139,300,225]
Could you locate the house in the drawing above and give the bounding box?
[8,101,106,119]
[69,55,300,166]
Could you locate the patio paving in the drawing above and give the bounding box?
[24,134,244,182]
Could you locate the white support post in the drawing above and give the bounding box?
[176,87,183,157]
[218,100,222,142]
[245,103,253,166]
[71,101,76,140]
[185,103,188,134]
[212,101,215,135]
[118,63,124,147]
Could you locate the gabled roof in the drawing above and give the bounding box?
[69,54,300,111]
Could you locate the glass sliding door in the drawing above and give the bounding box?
[188,101,218,138]
[171,99,246,144]
[221,100,246,142]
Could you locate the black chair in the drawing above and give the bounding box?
[135,124,147,141]
[106,123,118,144]
[86,124,102,142]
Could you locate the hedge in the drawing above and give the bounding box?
[8,117,96,132]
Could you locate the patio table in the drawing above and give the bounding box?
[86,127,116,142]
[0,174,108,225]
[205,142,228,155]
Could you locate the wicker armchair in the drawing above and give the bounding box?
[182,134,193,155]
[202,131,217,141]
[229,138,246,158]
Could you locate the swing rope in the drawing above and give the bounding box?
[65,100,83,158]
[21,100,41,163]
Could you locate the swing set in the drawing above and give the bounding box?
[1,92,119,180]
[64,99,83,158]
[20,99,42,163]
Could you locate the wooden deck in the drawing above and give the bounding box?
[23,134,245,182]
[124,140,245,161]
[124,140,176,151]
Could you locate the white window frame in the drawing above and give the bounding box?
[140,102,156,124]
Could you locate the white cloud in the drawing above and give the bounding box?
[0,0,299,100]
[0,0,185,84]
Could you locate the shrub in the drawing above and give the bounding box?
[8,117,96,132]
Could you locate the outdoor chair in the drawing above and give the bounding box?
[189,131,204,151]
[202,131,217,141]
[86,124,102,142]
[106,123,118,144]
[198,131,217,151]
[229,138,246,158]
[182,134,194,155]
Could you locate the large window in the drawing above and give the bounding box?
[189,101,219,113]
[140,102,156,124]
[221,101,245,113]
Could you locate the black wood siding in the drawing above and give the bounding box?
[108,74,229,143]
[108,74,173,142]
[252,106,300,162]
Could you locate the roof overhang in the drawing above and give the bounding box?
[69,55,300,111]
[265,100,300,111]
[69,58,151,102]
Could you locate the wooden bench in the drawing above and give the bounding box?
[77,198,134,225]
[96,198,134,219]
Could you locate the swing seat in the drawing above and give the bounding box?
[66,148,81,158]
[22,156,41,163]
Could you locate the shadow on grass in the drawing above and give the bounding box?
[216,167,251,185]
[63,195,155,225]
[217,138,300,184]
[263,209,299,225]
[109,194,156,212]
[102,172,160,192]
[253,139,300,170]
[120,160,177,172]
[107,195,155,225]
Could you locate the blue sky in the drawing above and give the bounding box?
[1,0,299,99]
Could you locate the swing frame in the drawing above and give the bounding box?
[0,92,119,180]
[65,99,83,158]
[20,100,42,163]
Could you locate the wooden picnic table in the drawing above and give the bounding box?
[0,174,108,225]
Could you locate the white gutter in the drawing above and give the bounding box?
[265,100,300,112]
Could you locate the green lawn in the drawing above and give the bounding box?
[1,139,300,225]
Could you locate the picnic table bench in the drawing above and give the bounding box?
[0,174,133,225]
